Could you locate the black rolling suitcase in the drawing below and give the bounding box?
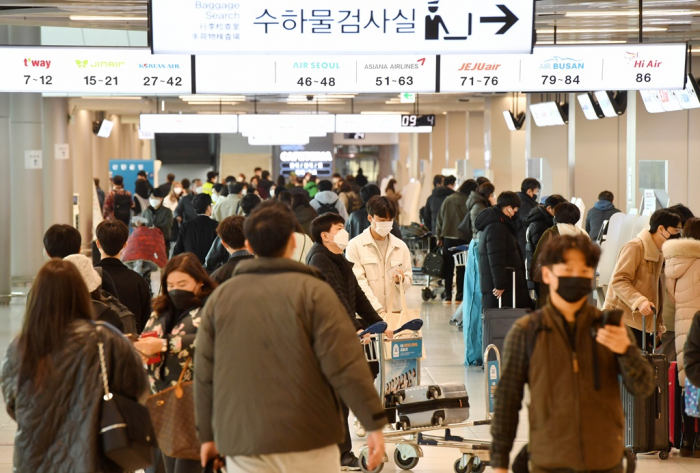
[620,311,670,459]
[482,268,529,361]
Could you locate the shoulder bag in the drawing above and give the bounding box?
[145,357,201,460]
[97,337,157,471]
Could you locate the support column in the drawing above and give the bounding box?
[626,91,637,213]
[70,110,95,250]
[0,27,10,302]
[567,93,576,198]
[9,26,44,280]
[43,98,73,227]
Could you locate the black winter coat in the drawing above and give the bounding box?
[96,258,152,333]
[525,205,554,282]
[210,252,255,284]
[306,243,383,330]
[174,193,197,223]
[1,321,149,473]
[346,206,403,241]
[173,215,220,264]
[475,207,534,311]
[515,191,539,262]
[423,186,455,232]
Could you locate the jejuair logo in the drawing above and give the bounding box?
[540,56,584,70]
[24,58,51,69]
[76,60,88,68]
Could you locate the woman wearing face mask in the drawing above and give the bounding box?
[135,254,217,473]
[463,182,497,365]
[531,203,589,307]
[306,213,390,470]
[346,196,413,318]
[143,187,174,255]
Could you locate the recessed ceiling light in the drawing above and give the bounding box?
[70,15,147,21]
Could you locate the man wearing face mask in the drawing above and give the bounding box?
[514,178,541,263]
[142,187,174,254]
[475,192,534,311]
[603,208,683,350]
[346,196,413,316]
[491,235,654,473]
[306,213,391,470]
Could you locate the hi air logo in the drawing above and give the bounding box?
[76,59,125,68]
[540,56,584,70]
[24,58,51,69]
[458,62,501,71]
[138,63,181,69]
[625,52,663,69]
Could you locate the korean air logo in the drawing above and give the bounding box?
[138,63,181,69]
[540,56,584,70]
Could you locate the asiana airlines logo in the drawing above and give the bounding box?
[540,56,584,70]
[75,59,125,68]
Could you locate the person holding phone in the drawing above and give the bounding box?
[134,253,217,473]
[491,235,654,473]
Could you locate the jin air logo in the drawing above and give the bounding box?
[76,60,88,68]
[75,59,125,68]
[24,58,51,69]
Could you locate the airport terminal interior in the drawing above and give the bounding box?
[1,0,700,472]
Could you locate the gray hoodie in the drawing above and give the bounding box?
[310,190,349,219]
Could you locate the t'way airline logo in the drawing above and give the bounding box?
[24,58,51,69]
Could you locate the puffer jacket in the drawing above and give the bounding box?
[1,320,149,473]
[515,191,539,260]
[586,200,620,241]
[475,206,533,311]
[603,229,664,333]
[663,238,700,384]
[466,191,489,240]
[436,191,470,241]
[424,186,455,232]
[525,205,554,275]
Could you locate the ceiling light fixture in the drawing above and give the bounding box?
[538,27,666,33]
[536,40,628,44]
[70,16,147,21]
[80,96,144,100]
[564,10,697,17]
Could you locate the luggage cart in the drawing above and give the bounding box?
[404,233,445,302]
[356,323,497,473]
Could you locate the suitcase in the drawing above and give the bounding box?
[669,362,682,449]
[482,269,529,361]
[421,248,443,277]
[621,312,670,459]
[394,383,470,430]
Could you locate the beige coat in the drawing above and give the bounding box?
[664,238,700,384]
[603,229,664,333]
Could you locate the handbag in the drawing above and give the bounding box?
[146,358,201,460]
[384,282,426,359]
[686,378,700,417]
[97,338,157,471]
[421,248,443,277]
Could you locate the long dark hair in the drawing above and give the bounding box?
[19,260,94,389]
[152,253,217,316]
[386,179,397,193]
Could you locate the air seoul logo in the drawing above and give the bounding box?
[540,56,584,70]
[138,63,181,69]
[24,58,51,69]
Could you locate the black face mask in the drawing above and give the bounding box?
[168,289,197,311]
[556,277,592,303]
[666,230,682,240]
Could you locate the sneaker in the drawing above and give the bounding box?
[340,452,361,471]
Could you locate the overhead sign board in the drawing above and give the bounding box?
[440,43,687,93]
[195,55,436,93]
[0,47,192,94]
[151,0,535,55]
[335,114,432,133]
[140,114,238,133]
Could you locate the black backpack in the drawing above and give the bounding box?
[317,201,339,216]
[113,193,132,223]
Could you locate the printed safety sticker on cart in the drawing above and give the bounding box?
[390,339,423,360]
[487,360,500,415]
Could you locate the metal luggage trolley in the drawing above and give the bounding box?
[356,322,500,473]
[403,233,445,302]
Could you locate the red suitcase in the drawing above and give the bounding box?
[121,226,168,268]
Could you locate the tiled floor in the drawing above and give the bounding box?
[0,286,697,472]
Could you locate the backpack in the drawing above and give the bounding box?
[113,193,132,223]
[95,267,138,334]
[317,201,339,216]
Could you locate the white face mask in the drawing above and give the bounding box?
[195,186,204,194]
[332,229,350,250]
[149,198,162,209]
[237,176,244,182]
[373,220,394,237]
[173,187,183,196]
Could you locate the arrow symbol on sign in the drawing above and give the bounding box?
[480,5,519,35]
[417,58,426,66]
[403,93,412,99]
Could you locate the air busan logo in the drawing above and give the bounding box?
[138,63,181,69]
[540,56,584,70]
[24,58,51,69]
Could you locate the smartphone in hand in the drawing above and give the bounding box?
[139,331,162,364]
